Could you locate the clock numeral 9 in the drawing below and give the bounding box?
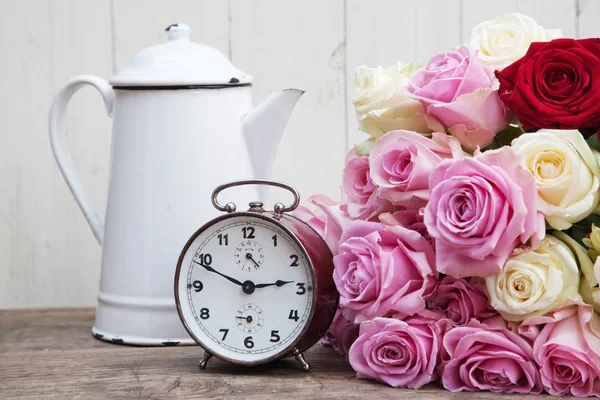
[289,255,299,267]
[288,309,299,322]
[244,336,254,349]
[192,280,203,292]
[198,253,212,266]
[296,283,306,295]
[242,226,255,239]
[200,308,210,320]
[270,330,280,343]
[217,233,228,246]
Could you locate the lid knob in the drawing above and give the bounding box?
[165,23,191,41]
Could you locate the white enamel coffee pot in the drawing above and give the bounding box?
[49,23,304,345]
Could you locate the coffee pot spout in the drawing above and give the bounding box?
[241,89,304,197]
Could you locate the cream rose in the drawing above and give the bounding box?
[485,235,580,321]
[469,13,562,70]
[353,62,430,155]
[584,224,600,262]
[511,129,600,231]
[555,231,600,314]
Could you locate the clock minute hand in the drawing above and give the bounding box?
[254,280,294,289]
[192,260,243,287]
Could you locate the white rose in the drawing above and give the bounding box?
[485,235,580,321]
[511,129,600,231]
[469,13,562,70]
[353,62,430,154]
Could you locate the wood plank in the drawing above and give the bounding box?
[0,308,556,399]
[345,0,462,151]
[112,0,230,71]
[230,0,347,203]
[578,0,600,38]
[0,1,113,308]
[461,0,576,41]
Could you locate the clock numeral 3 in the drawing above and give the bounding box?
[200,308,210,320]
[198,253,212,265]
[242,226,255,239]
[288,309,299,322]
[270,330,280,343]
[219,329,229,341]
[244,336,254,349]
[217,233,228,246]
[289,255,299,267]
[192,280,203,292]
[296,283,306,295]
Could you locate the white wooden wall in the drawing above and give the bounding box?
[1,0,598,308]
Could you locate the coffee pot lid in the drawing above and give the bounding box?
[109,23,252,88]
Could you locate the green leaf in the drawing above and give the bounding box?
[587,134,600,152]
[495,124,526,146]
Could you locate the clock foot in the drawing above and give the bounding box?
[293,349,310,372]
[198,351,213,369]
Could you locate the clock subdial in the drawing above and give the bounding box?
[234,240,264,271]
[235,303,264,334]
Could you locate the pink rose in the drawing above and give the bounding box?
[320,307,359,356]
[521,304,600,396]
[407,46,510,151]
[341,150,393,221]
[427,276,497,325]
[368,131,461,207]
[441,320,542,394]
[333,220,437,323]
[379,209,433,247]
[424,147,545,277]
[293,194,350,255]
[348,316,444,389]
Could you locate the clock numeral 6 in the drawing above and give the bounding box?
[242,226,255,239]
[200,308,210,319]
[198,253,212,265]
[219,329,229,341]
[270,330,280,343]
[192,280,203,292]
[289,255,299,267]
[244,336,254,349]
[288,309,299,322]
[296,283,306,295]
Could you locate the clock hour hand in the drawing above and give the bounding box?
[254,280,294,289]
[192,260,243,287]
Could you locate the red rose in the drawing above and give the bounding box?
[496,38,600,130]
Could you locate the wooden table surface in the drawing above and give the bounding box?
[0,308,553,399]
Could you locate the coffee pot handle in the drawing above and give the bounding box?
[49,75,115,245]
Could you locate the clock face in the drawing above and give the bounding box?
[176,214,315,364]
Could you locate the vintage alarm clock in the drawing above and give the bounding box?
[174,180,338,371]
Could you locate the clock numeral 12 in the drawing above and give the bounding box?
[244,336,254,349]
[269,330,280,343]
[288,309,299,322]
[217,233,228,246]
[219,329,229,341]
[242,226,255,239]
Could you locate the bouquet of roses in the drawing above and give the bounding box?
[295,13,600,396]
